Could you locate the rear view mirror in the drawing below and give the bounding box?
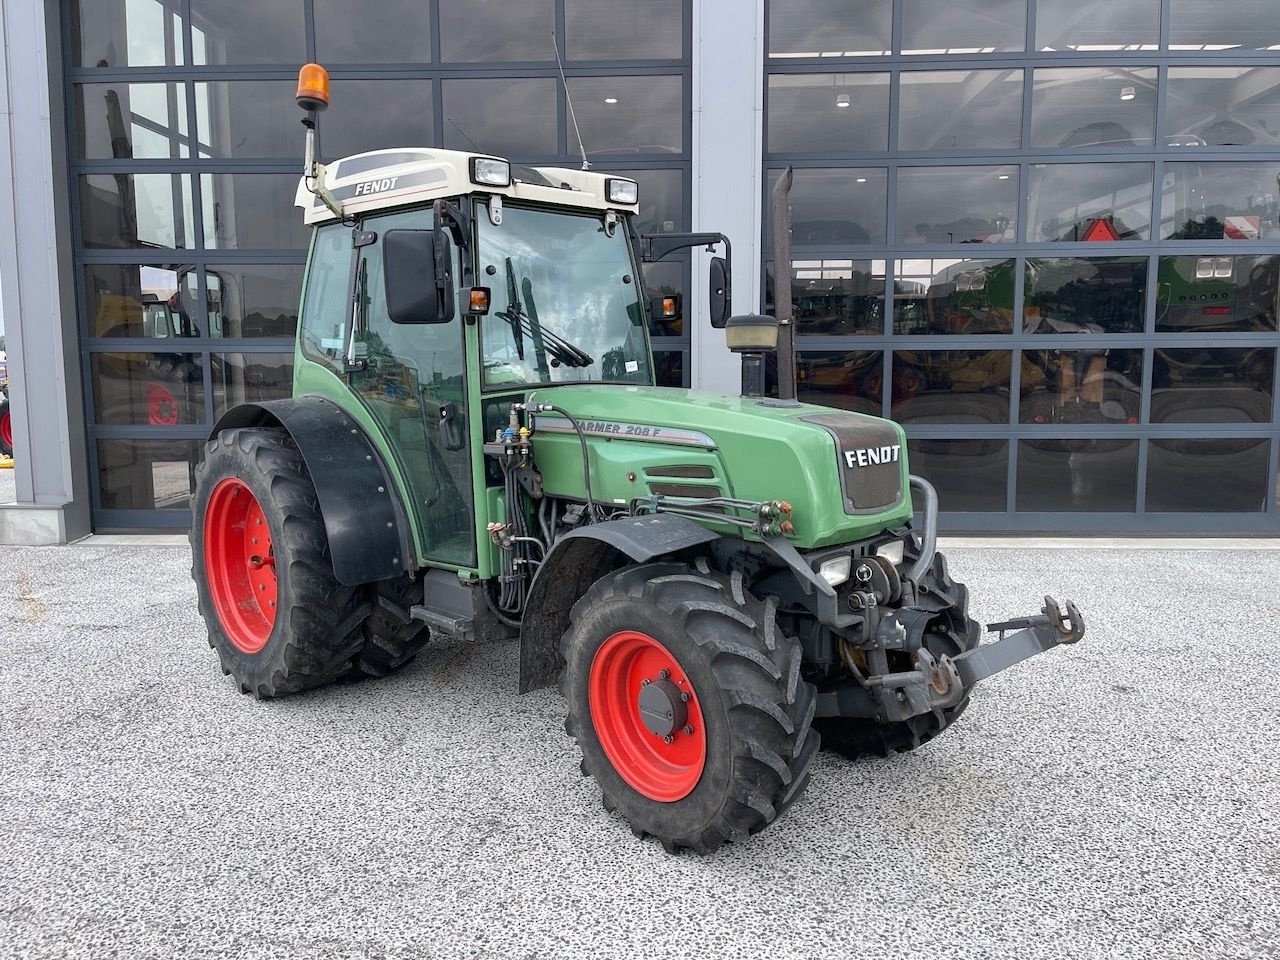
[384,229,455,324]
[709,256,730,328]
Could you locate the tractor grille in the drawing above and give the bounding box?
[644,465,716,479]
[798,413,904,514]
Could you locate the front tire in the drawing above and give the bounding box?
[561,561,819,854]
[191,428,371,697]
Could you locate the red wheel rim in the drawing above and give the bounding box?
[203,477,277,654]
[0,410,11,449]
[147,383,179,426]
[589,631,707,802]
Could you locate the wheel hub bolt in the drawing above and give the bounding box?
[658,668,670,680]
[680,692,690,702]
[663,735,674,744]
[683,725,694,735]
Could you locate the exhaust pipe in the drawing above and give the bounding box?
[771,167,798,402]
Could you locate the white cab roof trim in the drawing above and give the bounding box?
[293,147,640,224]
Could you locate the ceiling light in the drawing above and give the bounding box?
[835,93,851,108]
[1120,86,1136,101]
[604,97,618,104]
[856,177,867,183]
[997,174,1010,179]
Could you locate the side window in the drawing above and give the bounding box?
[299,223,352,370]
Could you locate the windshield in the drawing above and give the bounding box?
[476,202,652,388]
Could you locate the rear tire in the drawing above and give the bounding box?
[192,428,372,697]
[561,560,819,854]
[357,575,430,678]
[816,550,981,760]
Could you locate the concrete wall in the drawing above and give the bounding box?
[0,0,91,544]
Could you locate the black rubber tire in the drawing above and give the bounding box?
[815,550,982,760]
[0,396,11,457]
[191,428,372,697]
[560,559,820,855]
[357,575,430,678]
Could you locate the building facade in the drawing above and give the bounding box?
[0,0,1277,542]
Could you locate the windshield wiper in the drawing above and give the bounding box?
[493,259,593,369]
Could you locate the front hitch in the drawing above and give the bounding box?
[815,596,1086,722]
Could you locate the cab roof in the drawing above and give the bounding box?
[294,147,640,224]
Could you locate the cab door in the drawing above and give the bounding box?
[347,208,475,568]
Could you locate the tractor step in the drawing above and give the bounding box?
[410,605,474,642]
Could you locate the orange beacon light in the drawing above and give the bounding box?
[296,63,330,112]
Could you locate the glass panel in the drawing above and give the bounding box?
[1156,255,1280,333]
[1034,0,1159,52]
[613,169,685,233]
[891,350,1012,423]
[314,0,431,62]
[439,0,555,61]
[75,83,188,159]
[893,258,1015,334]
[97,440,200,511]
[767,73,890,153]
[321,80,434,159]
[1169,0,1280,52]
[71,0,184,67]
[795,351,884,416]
[479,205,651,387]
[200,174,309,250]
[84,264,203,338]
[1147,439,1271,511]
[768,0,892,57]
[1150,348,1275,423]
[653,350,686,388]
[906,439,1009,511]
[1023,257,1147,334]
[642,260,687,338]
[1160,162,1280,241]
[898,70,1023,151]
[1027,163,1153,241]
[80,175,194,249]
[768,168,888,246]
[1020,349,1143,424]
[567,76,684,156]
[193,82,296,159]
[567,0,684,59]
[189,0,305,64]
[204,264,302,338]
[212,353,293,420]
[1030,68,1157,149]
[895,166,1018,244]
[767,259,886,336]
[1016,440,1138,511]
[441,79,559,156]
[90,352,203,426]
[353,209,474,566]
[1166,68,1280,148]
[299,225,354,370]
[901,0,1025,54]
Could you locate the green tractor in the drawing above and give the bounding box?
[191,67,1085,854]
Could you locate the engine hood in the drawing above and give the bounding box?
[527,385,913,548]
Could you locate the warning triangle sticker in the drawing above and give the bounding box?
[1081,218,1120,242]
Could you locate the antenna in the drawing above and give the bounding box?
[551,31,590,170]
[448,118,482,153]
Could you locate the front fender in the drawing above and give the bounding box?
[518,514,720,692]
[210,397,412,586]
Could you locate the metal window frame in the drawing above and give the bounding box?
[761,0,1280,532]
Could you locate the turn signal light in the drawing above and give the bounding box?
[465,287,492,316]
[296,63,330,112]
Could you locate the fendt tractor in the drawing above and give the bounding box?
[191,66,1086,854]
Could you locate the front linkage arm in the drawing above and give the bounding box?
[815,597,1086,722]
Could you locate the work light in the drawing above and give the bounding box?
[605,178,638,205]
[724,314,780,353]
[470,157,511,188]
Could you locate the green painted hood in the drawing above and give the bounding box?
[527,384,913,548]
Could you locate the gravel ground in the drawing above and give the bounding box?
[0,467,13,504]
[0,543,1277,960]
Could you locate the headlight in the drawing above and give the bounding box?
[605,177,638,205]
[818,555,852,587]
[470,157,511,187]
[875,540,904,566]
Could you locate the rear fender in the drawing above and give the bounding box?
[210,398,412,586]
[518,514,720,693]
